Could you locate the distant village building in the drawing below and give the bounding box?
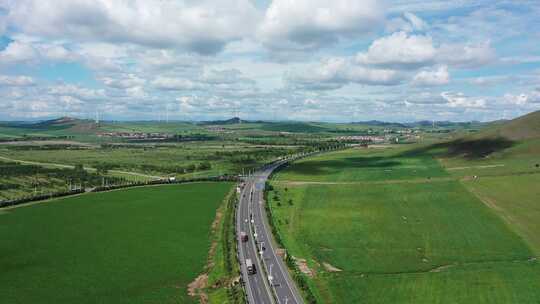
[98,132,173,141]
[334,135,386,143]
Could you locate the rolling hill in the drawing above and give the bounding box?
[402,110,540,159]
[475,110,540,141]
[27,117,98,132]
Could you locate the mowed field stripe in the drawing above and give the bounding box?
[274,177,457,186]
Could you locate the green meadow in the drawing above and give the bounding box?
[274,147,449,182]
[0,183,232,304]
[269,146,540,303]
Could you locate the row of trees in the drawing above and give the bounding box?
[0,162,126,193]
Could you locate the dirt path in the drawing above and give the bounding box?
[345,257,537,277]
[275,177,458,186]
[446,164,505,170]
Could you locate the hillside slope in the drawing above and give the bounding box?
[29,117,97,132]
[474,110,540,141]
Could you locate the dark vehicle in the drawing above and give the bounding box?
[240,231,248,242]
[246,259,256,275]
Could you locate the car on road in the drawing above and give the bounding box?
[240,231,248,242]
[246,258,256,275]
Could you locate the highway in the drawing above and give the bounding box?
[236,162,304,304]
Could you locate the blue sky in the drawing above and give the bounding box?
[0,0,539,122]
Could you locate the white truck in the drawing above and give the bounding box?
[246,258,256,275]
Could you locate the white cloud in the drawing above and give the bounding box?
[0,40,79,65]
[403,12,428,31]
[126,86,147,99]
[0,0,536,122]
[387,12,428,33]
[356,32,436,68]
[504,93,528,106]
[39,44,77,61]
[504,91,540,105]
[258,0,383,51]
[48,84,106,101]
[442,92,486,108]
[200,68,253,85]
[437,42,496,68]
[413,65,449,86]
[152,77,201,91]
[356,32,496,69]
[468,75,509,86]
[0,75,35,86]
[101,74,145,89]
[288,57,403,90]
[0,41,38,65]
[137,49,206,70]
[5,0,260,55]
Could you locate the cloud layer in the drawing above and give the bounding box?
[0,0,539,122]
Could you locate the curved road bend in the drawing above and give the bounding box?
[237,162,304,304]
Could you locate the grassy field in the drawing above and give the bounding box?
[0,182,233,304]
[274,147,448,182]
[433,137,540,256]
[269,146,540,303]
[463,173,540,254]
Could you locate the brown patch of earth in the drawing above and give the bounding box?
[188,273,209,303]
[293,256,316,277]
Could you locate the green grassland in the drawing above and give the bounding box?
[269,145,540,303]
[463,173,540,254]
[438,139,540,178]
[0,182,233,304]
[412,125,540,257]
[274,147,448,182]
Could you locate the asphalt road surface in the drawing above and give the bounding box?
[237,163,304,304]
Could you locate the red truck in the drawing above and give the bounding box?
[240,231,248,242]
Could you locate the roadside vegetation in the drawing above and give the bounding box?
[205,188,246,303]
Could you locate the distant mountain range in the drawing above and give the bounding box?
[199,117,244,125]
[0,115,513,130]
